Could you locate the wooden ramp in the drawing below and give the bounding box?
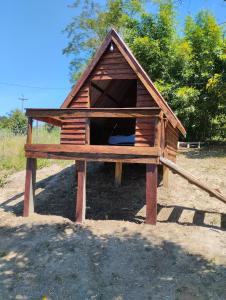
[160,156,226,204]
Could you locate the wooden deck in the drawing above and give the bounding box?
[25,144,161,164]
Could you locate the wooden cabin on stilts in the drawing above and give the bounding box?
[23,29,187,224]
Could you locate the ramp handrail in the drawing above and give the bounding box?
[160,156,226,204]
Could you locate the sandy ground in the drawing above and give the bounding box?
[0,149,226,300]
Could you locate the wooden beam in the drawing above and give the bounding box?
[160,157,226,204]
[75,160,86,223]
[35,116,62,127]
[26,117,33,144]
[146,164,158,225]
[25,144,161,156]
[23,158,36,217]
[91,81,120,106]
[26,107,161,119]
[115,162,122,186]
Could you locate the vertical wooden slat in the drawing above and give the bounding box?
[24,117,35,217]
[115,162,123,186]
[23,158,36,217]
[26,117,33,144]
[154,113,162,148]
[75,160,87,223]
[146,164,158,225]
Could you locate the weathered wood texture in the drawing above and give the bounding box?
[146,164,158,224]
[135,81,157,147]
[164,122,179,162]
[61,82,89,145]
[23,158,36,217]
[115,162,123,186]
[25,144,161,164]
[160,156,226,204]
[90,44,136,80]
[75,160,87,223]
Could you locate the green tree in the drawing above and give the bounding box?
[7,109,27,135]
[63,0,226,141]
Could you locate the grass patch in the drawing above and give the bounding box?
[0,128,69,186]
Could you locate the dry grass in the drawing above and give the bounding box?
[0,128,68,187]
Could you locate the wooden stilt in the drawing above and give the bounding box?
[146,164,158,225]
[115,162,122,186]
[163,165,169,188]
[23,158,36,217]
[75,160,87,223]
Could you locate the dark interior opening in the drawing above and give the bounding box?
[90,79,137,145]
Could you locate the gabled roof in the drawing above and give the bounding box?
[61,28,186,136]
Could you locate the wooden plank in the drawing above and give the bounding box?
[91,74,136,80]
[35,116,62,127]
[61,129,86,134]
[23,158,36,217]
[115,162,122,186]
[146,164,158,225]
[25,150,159,164]
[60,140,86,145]
[93,68,135,75]
[26,107,161,119]
[160,157,226,204]
[60,134,86,139]
[98,57,128,65]
[25,144,161,156]
[26,117,33,144]
[75,160,86,223]
[96,63,130,70]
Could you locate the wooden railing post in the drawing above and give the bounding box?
[26,117,33,144]
[115,162,123,186]
[146,164,158,225]
[154,112,163,148]
[75,160,87,223]
[24,117,36,217]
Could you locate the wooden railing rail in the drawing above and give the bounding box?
[25,107,161,119]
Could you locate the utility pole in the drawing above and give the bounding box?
[18,95,28,112]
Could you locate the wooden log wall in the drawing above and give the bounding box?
[135,81,157,146]
[90,44,136,80]
[60,82,89,145]
[164,122,179,162]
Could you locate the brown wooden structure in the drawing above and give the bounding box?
[23,29,187,224]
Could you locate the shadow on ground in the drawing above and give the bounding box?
[0,221,226,299]
[1,163,226,230]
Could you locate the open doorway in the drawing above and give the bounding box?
[90,79,137,145]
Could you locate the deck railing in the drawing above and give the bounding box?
[25,107,164,163]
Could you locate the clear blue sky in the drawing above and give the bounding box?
[0,0,225,115]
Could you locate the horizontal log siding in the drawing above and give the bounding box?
[60,83,89,145]
[135,81,157,146]
[90,45,136,80]
[165,122,179,162]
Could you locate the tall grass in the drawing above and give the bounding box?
[0,127,68,187]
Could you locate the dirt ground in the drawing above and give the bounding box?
[0,149,226,300]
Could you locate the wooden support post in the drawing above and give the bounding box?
[146,164,158,225]
[115,162,122,186]
[163,165,169,188]
[75,160,87,223]
[23,158,36,217]
[26,117,33,144]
